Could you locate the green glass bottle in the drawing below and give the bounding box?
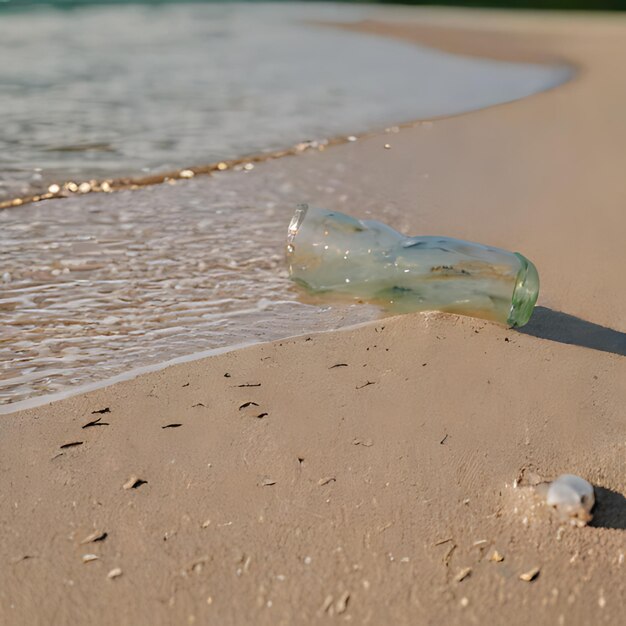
[287,205,539,327]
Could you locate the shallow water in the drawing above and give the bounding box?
[1,164,384,408]
[0,3,569,199]
[0,3,571,408]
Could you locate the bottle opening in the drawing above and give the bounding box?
[287,203,309,247]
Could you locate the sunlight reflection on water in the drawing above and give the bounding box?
[0,3,571,408]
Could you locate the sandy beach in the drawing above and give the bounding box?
[1,8,625,625]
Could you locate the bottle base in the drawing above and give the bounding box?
[507,253,540,328]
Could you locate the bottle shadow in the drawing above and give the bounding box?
[518,306,626,357]
[590,487,626,530]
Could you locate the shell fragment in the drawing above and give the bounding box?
[546,474,595,527]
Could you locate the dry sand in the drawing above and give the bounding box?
[1,8,625,626]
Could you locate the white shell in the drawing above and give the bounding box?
[546,474,595,526]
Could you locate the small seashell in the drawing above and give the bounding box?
[520,567,540,582]
[107,567,123,580]
[318,476,336,486]
[546,474,595,527]
[80,530,107,544]
[321,594,334,613]
[82,554,99,563]
[123,475,147,490]
[335,591,350,614]
[455,567,472,582]
[489,550,504,562]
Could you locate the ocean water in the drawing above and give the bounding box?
[0,2,570,199]
[0,2,571,409]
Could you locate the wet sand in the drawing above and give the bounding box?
[1,8,625,625]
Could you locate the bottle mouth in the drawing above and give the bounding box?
[287,203,309,248]
[507,253,540,328]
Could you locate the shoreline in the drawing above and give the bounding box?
[0,341,257,416]
[1,8,625,625]
[0,13,576,410]
[0,10,573,213]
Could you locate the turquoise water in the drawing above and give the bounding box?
[0,2,570,199]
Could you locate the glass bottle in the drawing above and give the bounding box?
[286,204,539,327]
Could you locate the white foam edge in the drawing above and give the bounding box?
[0,313,400,416]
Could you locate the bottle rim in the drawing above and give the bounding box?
[287,203,309,246]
